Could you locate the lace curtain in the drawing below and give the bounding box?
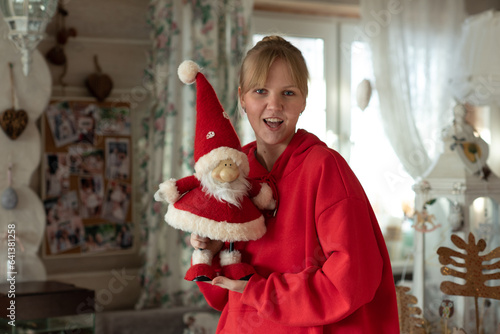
[359,0,466,179]
[136,0,253,309]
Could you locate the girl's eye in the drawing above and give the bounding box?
[283,91,295,96]
[255,89,266,94]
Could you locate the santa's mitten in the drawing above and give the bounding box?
[220,249,255,280]
[154,179,180,204]
[185,249,216,281]
[252,183,276,211]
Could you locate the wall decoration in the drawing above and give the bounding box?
[1,163,18,210]
[437,233,500,334]
[45,1,77,89]
[42,100,134,258]
[0,63,29,140]
[86,55,113,102]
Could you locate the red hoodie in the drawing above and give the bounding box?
[198,130,400,333]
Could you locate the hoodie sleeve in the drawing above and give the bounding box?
[239,197,384,326]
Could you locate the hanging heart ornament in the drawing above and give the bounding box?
[0,108,28,140]
[1,63,29,140]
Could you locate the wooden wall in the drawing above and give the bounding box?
[36,0,151,311]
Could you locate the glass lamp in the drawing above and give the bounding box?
[0,0,57,75]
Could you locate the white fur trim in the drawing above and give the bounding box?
[192,249,213,265]
[154,179,180,204]
[252,183,276,210]
[165,204,266,242]
[178,60,200,85]
[220,250,241,266]
[194,147,249,179]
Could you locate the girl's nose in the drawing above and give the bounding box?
[267,93,283,111]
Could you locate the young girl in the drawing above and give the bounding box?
[191,35,399,333]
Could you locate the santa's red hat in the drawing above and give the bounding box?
[178,60,249,178]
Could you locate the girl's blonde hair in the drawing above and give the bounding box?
[239,35,309,98]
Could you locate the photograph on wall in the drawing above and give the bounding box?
[67,145,84,174]
[95,105,131,136]
[105,138,130,180]
[73,102,99,145]
[44,191,79,227]
[82,222,133,253]
[44,152,70,198]
[81,148,104,175]
[78,175,104,219]
[45,101,79,147]
[102,180,131,223]
[46,217,85,254]
[115,223,134,250]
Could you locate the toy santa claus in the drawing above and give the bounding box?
[154,60,275,282]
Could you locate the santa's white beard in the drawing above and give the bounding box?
[200,172,250,209]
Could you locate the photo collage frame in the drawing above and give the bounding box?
[42,101,134,257]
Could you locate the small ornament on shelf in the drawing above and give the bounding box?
[437,233,500,334]
[395,286,426,334]
[439,299,454,334]
[447,104,491,180]
[412,199,441,233]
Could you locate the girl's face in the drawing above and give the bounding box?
[240,59,306,154]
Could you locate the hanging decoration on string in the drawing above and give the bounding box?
[0,63,28,140]
[45,1,77,91]
[413,199,441,233]
[1,163,18,210]
[85,55,113,102]
[356,78,372,111]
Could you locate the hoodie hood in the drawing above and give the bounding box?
[242,129,327,216]
[243,129,327,181]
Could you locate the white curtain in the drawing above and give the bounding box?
[136,0,254,309]
[359,0,466,179]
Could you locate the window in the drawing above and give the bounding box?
[249,12,415,249]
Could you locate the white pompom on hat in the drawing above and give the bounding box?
[177,60,201,85]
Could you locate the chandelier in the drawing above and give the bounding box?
[0,0,58,75]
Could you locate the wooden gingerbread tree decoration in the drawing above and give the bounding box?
[437,233,500,333]
[395,286,426,334]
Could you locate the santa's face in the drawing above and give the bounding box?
[211,159,240,183]
[200,159,250,208]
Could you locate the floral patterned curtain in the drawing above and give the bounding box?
[135,0,254,309]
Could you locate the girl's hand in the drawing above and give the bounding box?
[212,276,248,293]
[190,233,223,254]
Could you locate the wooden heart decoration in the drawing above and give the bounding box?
[86,55,113,102]
[0,108,29,140]
[86,72,113,102]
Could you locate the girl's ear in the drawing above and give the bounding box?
[238,86,245,109]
